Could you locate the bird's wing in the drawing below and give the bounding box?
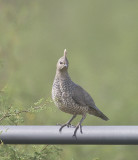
[72,83,99,111]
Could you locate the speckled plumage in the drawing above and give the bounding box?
[52,49,109,136]
[52,72,89,115]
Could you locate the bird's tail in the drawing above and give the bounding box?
[98,111,109,121]
[88,107,109,121]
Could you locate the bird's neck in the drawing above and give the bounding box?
[56,70,71,80]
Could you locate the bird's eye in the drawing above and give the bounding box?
[60,61,63,64]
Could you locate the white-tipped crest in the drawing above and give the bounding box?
[64,49,67,57]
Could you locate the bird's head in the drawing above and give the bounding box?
[57,49,69,71]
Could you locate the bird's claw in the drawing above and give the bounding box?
[59,123,72,132]
[80,125,83,134]
[72,124,83,137]
[59,122,76,132]
[59,125,65,132]
[66,123,71,128]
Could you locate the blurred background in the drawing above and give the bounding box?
[0,0,138,159]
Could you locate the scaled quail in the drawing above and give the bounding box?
[52,49,109,137]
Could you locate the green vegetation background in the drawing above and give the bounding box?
[0,0,138,159]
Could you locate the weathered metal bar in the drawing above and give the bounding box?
[0,126,138,145]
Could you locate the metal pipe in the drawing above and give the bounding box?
[0,126,138,145]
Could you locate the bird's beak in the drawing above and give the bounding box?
[64,64,68,68]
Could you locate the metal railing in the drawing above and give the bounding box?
[0,125,138,145]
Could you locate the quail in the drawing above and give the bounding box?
[52,49,109,137]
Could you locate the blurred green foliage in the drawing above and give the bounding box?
[0,85,61,159]
[0,0,138,159]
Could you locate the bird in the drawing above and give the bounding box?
[52,49,109,137]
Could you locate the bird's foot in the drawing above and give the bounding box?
[59,124,66,132]
[72,124,83,137]
[66,123,71,128]
[80,124,83,134]
[59,122,73,132]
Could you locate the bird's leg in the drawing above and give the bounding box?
[73,114,86,137]
[59,115,76,132]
